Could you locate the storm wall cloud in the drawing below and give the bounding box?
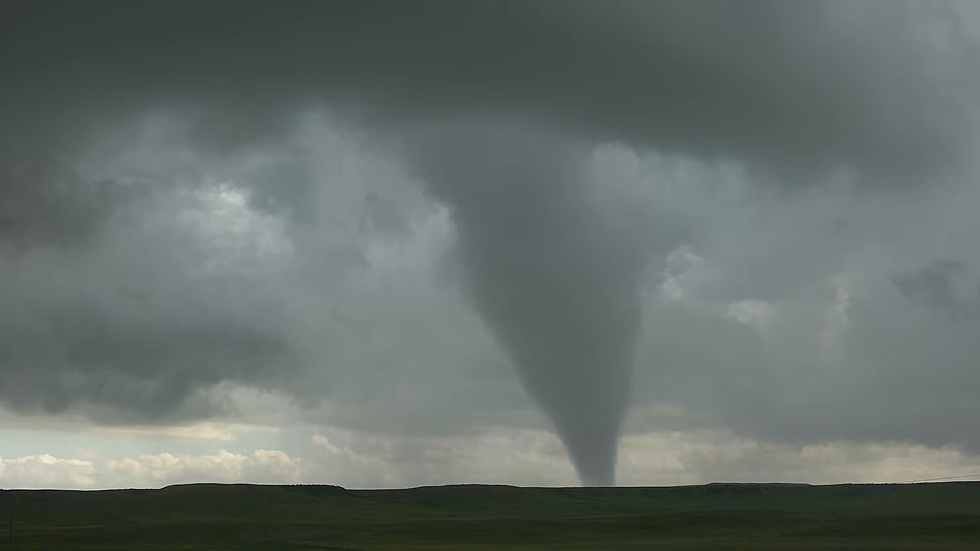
[1,0,979,487]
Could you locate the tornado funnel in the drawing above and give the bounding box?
[404,119,648,486]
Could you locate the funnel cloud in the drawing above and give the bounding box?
[401,120,665,485]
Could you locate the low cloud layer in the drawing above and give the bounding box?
[5,425,980,490]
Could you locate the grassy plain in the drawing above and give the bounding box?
[2,482,980,549]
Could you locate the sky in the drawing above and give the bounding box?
[3,0,980,489]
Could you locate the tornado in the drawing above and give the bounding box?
[402,119,651,486]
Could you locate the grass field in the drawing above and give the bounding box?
[2,482,980,549]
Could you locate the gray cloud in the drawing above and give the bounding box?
[892,260,980,320]
[0,193,296,421]
[2,0,979,486]
[3,1,972,175]
[0,163,138,253]
[624,164,980,453]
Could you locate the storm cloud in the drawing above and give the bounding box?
[2,0,979,486]
[3,1,972,170]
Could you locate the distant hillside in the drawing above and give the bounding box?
[3,482,980,549]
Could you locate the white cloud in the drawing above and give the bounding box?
[104,449,302,487]
[97,422,280,443]
[0,454,96,489]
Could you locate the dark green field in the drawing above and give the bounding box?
[3,482,980,549]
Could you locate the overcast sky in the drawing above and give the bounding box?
[3,0,980,489]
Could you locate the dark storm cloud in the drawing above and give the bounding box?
[892,260,980,320]
[0,163,132,252]
[0,212,297,419]
[2,0,971,176]
[625,175,980,454]
[1,0,978,486]
[2,0,968,271]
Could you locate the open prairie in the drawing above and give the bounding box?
[3,482,980,549]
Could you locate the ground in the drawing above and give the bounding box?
[3,482,980,549]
